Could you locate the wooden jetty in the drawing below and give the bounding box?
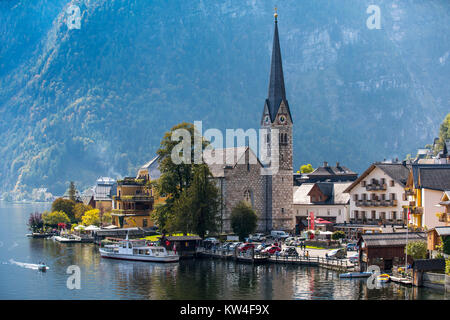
[197,248,354,271]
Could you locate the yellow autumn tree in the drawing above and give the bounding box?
[81,209,101,226]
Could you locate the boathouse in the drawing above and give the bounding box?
[162,235,202,258]
[358,232,426,272]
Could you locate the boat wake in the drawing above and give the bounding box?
[9,259,49,271]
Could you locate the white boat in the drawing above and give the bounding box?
[339,272,373,278]
[99,238,179,263]
[53,234,81,243]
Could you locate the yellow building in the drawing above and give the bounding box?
[403,164,450,230]
[111,160,158,228]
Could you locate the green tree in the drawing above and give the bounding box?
[443,236,450,255]
[81,209,101,226]
[74,203,93,222]
[405,240,427,260]
[230,201,258,241]
[152,122,209,234]
[300,164,314,174]
[68,181,77,201]
[42,211,70,227]
[51,198,76,222]
[332,230,346,240]
[171,164,220,238]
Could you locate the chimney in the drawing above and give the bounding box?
[323,161,328,167]
[336,162,340,167]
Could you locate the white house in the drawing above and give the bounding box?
[343,163,410,225]
[293,182,351,229]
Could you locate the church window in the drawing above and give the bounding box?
[244,190,253,207]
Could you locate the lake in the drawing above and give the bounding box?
[0,201,447,300]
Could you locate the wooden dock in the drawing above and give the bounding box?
[197,249,355,271]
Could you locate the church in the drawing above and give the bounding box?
[205,12,295,233]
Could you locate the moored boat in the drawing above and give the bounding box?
[339,272,373,278]
[377,273,390,283]
[53,234,82,243]
[99,238,179,263]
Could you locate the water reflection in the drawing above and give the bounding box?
[0,201,448,300]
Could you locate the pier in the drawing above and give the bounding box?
[197,248,356,272]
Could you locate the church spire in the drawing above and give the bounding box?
[266,9,290,122]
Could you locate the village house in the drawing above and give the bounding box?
[344,162,411,226]
[293,161,357,186]
[426,226,450,257]
[293,181,351,231]
[111,163,155,228]
[403,164,450,230]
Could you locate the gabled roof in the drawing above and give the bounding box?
[411,164,450,191]
[293,182,352,205]
[203,146,262,178]
[344,163,410,193]
[431,226,450,236]
[359,232,426,247]
[308,164,357,177]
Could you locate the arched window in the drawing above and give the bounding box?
[244,189,253,207]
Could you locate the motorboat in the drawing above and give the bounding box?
[377,274,390,283]
[99,237,179,263]
[38,263,48,272]
[339,272,373,278]
[53,234,81,243]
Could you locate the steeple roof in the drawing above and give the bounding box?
[266,16,292,122]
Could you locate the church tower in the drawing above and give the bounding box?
[261,10,294,231]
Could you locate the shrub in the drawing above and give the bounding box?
[443,236,450,255]
[332,230,346,240]
[42,211,70,227]
[446,259,450,276]
[230,201,257,241]
[405,240,427,260]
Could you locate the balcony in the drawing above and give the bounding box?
[366,182,387,191]
[404,189,415,196]
[111,209,151,216]
[114,195,154,202]
[403,206,423,215]
[379,199,398,207]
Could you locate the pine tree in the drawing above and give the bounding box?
[68,181,77,202]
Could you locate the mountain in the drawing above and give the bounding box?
[0,0,449,199]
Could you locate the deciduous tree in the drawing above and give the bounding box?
[230,201,257,241]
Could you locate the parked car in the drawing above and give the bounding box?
[284,237,297,246]
[326,248,347,259]
[228,242,242,251]
[250,233,266,241]
[254,243,268,254]
[238,243,255,252]
[204,237,220,244]
[346,243,358,251]
[348,252,359,263]
[280,247,299,257]
[261,245,281,255]
[271,230,290,240]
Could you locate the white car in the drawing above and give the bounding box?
[204,237,219,244]
[348,253,359,263]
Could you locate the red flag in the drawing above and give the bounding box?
[407,208,411,222]
[310,212,315,230]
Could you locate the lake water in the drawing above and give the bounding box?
[0,201,447,300]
